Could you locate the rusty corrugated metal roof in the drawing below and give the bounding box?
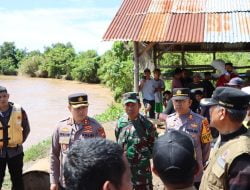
[103,0,250,43]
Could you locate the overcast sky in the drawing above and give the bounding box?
[0,0,122,54]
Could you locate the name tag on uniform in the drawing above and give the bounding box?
[59,128,71,144]
[82,125,95,138]
[217,156,226,169]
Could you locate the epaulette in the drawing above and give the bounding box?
[59,117,71,122]
[191,111,205,120]
[168,112,177,118]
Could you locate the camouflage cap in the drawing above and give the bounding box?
[123,92,140,104]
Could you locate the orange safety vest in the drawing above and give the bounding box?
[0,104,23,148]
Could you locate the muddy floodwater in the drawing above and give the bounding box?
[0,75,114,150]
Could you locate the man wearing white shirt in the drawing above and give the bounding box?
[139,68,155,118]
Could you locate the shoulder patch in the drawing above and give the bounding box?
[201,119,212,143]
[97,127,106,138]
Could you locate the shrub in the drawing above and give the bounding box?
[0,58,17,75]
[19,55,43,77]
[71,60,99,83]
[71,50,100,83]
[98,59,133,101]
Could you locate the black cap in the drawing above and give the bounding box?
[172,88,190,100]
[200,87,250,110]
[0,86,7,93]
[153,130,196,183]
[123,92,140,104]
[68,93,88,108]
[144,68,150,73]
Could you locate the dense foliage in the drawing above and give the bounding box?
[1,41,249,102]
[98,42,134,101]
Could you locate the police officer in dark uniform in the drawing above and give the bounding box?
[50,93,106,190]
[0,86,30,190]
[200,87,250,190]
[165,88,212,188]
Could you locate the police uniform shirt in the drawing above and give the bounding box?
[50,116,105,187]
[165,110,212,182]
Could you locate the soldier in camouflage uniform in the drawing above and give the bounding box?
[115,92,157,190]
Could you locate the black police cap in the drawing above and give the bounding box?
[68,93,88,108]
[0,86,7,93]
[201,87,250,110]
[172,88,190,100]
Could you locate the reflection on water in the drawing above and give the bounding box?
[0,75,113,149]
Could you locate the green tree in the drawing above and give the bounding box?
[0,42,24,75]
[42,43,76,78]
[19,55,44,77]
[98,42,133,101]
[71,50,100,83]
[0,58,17,75]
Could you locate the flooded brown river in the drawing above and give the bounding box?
[0,75,114,150]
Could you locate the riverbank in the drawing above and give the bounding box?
[0,75,114,150]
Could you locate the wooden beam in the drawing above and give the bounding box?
[181,51,185,68]
[138,42,155,57]
[213,52,216,60]
[153,46,157,68]
[133,42,140,93]
[155,43,250,52]
[155,51,165,59]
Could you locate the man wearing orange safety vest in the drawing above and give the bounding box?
[0,86,30,190]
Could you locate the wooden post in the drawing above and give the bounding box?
[213,52,216,60]
[133,42,139,93]
[153,46,157,68]
[181,51,185,68]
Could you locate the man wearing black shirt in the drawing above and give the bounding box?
[199,87,250,190]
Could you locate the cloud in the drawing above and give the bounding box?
[0,7,116,54]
